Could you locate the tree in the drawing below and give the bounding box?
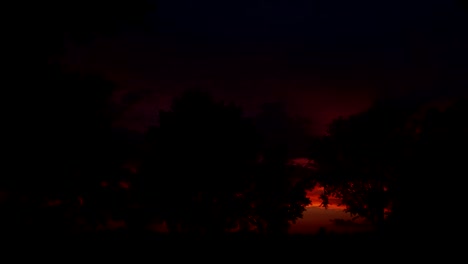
[1,0,155,234]
[0,69,128,234]
[135,90,261,234]
[134,93,315,235]
[310,100,419,231]
[401,99,468,236]
[247,149,313,234]
[255,102,312,158]
[311,97,468,237]
[249,102,314,234]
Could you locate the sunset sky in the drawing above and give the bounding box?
[58,0,467,233]
[61,0,467,134]
[289,186,373,234]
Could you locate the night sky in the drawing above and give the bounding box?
[61,0,467,135]
[58,0,467,232]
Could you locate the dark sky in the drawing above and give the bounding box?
[61,0,468,134]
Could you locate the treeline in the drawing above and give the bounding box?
[310,98,468,237]
[0,70,315,235]
[1,65,466,238]
[2,0,467,238]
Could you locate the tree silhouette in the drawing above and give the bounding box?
[310,100,419,231]
[0,69,127,234]
[255,102,312,158]
[247,102,314,234]
[135,90,261,234]
[310,98,468,237]
[1,0,155,235]
[133,92,315,235]
[247,148,313,234]
[398,98,468,236]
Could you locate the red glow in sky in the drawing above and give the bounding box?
[290,186,371,234]
[306,186,345,210]
[61,36,377,135]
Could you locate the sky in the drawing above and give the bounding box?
[61,0,468,135]
[58,0,467,232]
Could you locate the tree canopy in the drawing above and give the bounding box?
[133,91,313,234]
[310,98,468,236]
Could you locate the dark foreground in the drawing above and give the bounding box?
[1,229,449,258]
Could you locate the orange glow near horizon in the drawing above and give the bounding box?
[289,157,346,210]
[292,186,372,234]
[306,186,346,210]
